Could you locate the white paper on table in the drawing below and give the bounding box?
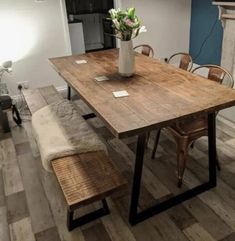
[113,90,129,98]
[95,76,109,82]
[75,60,87,64]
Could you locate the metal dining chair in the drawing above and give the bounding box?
[151,65,234,188]
[167,52,193,71]
[133,44,154,58]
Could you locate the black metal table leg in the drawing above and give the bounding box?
[82,113,96,120]
[129,113,217,225]
[129,133,146,224]
[208,112,217,186]
[67,85,71,100]
[12,104,22,126]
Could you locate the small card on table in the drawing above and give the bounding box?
[75,60,87,64]
[113,90,129,98]
[95,76,109,82]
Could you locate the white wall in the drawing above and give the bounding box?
[0,0,191,95]
[119,0,191,59]
[0,0,71,95]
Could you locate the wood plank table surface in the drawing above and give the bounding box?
[49,49,235,225]
[49,49,235,139]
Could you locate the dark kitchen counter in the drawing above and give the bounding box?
[69,10,110,15]
[68,19,83,24]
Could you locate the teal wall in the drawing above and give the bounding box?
[189,0,223,65]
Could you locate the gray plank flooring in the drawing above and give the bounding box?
[1,102,235,241]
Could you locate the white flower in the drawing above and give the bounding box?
[139,26,147,33]
[109,9,117,18]
[109,8,121,18]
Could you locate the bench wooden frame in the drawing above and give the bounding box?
[23,85,126,231]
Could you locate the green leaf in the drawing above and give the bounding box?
[128,8,135,19]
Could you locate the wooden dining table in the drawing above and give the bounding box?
[49,48,235,225]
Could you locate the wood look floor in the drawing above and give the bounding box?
[1,99,235,241]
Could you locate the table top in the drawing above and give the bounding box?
[49,49,235,138]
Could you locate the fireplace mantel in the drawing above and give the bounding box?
[212,2,235,120]
[213,2,235,7]
[213,1,235,27]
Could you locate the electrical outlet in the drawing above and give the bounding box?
[23,81,29,89]
[159,57,168,63]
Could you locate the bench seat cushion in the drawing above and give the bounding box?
[32,99,107,172]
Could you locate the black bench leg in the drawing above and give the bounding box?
[67,85,71,100]
[67,199,110,231]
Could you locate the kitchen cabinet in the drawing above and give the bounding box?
[65,0,113,14]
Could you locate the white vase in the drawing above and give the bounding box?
[118,40,135,77]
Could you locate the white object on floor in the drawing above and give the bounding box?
[31,100,107,172]
[75,60,87,64]
[95,76,109,82]
[113,90,129,98]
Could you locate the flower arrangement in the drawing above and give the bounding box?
[109,8,147,41]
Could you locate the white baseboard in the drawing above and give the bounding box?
[56,85,67,93]
[56,85,68,98]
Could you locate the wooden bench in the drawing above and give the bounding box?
[22,86,126,231]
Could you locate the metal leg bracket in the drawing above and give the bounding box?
[67,199,110,231]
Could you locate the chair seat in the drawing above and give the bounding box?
[170,116,208,136]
